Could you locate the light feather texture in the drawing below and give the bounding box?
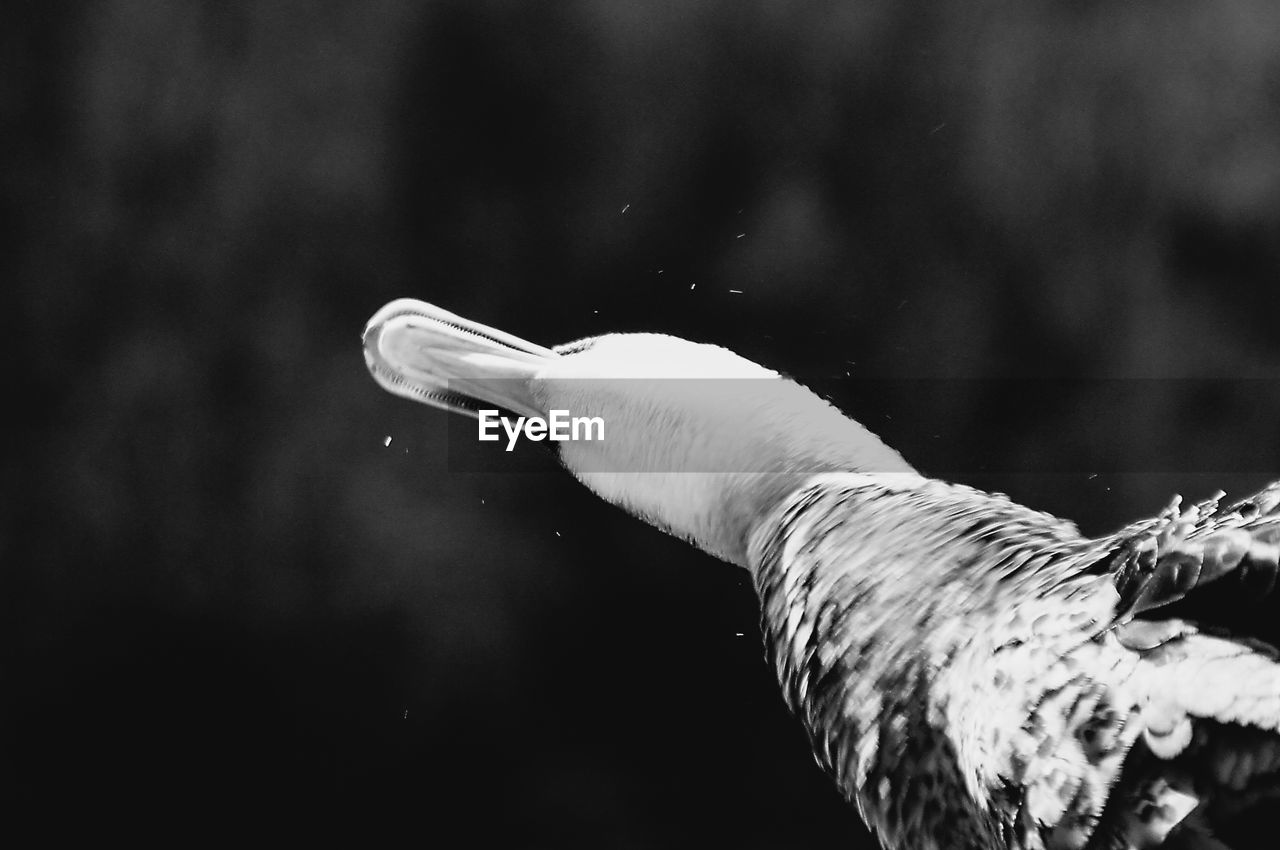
[363,299,1280,850]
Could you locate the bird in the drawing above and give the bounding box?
[362,298,1280,850]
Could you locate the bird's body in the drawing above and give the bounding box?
[753,473,1280,849]
[362,299,1280,850]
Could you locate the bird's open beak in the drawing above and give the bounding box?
[362,298,557,419]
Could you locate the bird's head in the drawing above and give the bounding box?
[363,299,914,567]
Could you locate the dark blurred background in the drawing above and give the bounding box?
[6,0,1280,845]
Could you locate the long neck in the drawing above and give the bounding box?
[690,394,920,566]
[562,389,919,568]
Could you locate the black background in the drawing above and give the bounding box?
[7,1,1280,845]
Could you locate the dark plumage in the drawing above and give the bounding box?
[753,475,1280,849]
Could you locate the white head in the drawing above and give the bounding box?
[363,299,914,567]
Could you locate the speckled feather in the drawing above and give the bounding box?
[748,475,1280,850]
